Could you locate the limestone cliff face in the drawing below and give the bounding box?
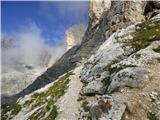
[66,24,86,50]
[79,1,160,120]
[89,0,111,28]
[2,1,160,120]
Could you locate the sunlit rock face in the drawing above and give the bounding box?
[66,24,86,50]
[88,0,146,30]
[89,0,111,28]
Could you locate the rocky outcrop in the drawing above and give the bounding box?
[89,95,126,120]
[81,16,160,94]
[80,24,136,95]
[66,24,86,50]
[79,1,160,119]
[89,0,111,28]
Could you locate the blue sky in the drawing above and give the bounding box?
[1,1,89,45]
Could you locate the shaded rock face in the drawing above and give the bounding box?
[145,1,160,18]
[66,24,86,50]
[82,0,147,43]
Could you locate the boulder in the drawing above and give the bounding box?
[108,67,150,92]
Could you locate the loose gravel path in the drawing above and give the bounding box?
[55,65,83,120]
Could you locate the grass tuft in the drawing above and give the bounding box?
[27,72,73,120]
[81,100,90,112]
[1,72,74,120]
[1,102,22,120]
[129,19,160,51]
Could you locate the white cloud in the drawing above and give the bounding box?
[2,22,66,73]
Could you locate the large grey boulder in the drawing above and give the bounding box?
[108,67,150,92]
[80,24,136,95]
[89,95,126,120]
[82,80,106,95]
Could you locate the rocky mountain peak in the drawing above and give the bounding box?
[88,0,146,29]
[89,0,111,28]
[84,0,147,44]
[66,24,86,50]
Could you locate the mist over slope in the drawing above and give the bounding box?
[2,24,66,72]
[1,24,66,96]
[1,23,85,96]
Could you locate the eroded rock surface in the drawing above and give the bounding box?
[79,1,160,119]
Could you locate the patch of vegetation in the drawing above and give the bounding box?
[102,76,111,87]
[129,19,160,51]
[103,59,120,72]
[2,72,73,120]
[147,112,158,120]
[101,75,112,93]
[28,105,58,120]
[153,46,160,53]
[26,72,73,120]
[23,99,34,107]
[81,100,90,112]
[135,53,141,59]
[108,64,137,74]
[47,105,58,120]
[1,102,22,120]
